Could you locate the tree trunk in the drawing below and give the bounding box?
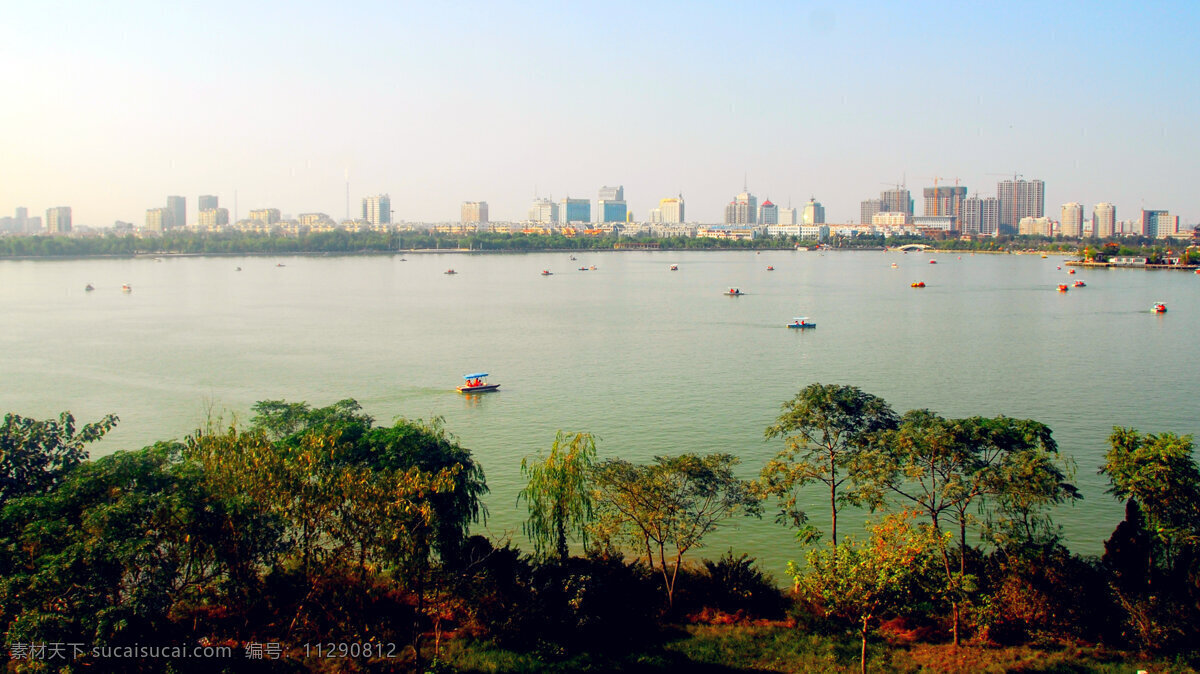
[860,619,869,674]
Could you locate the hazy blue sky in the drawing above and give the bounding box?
[2,1,1197,226]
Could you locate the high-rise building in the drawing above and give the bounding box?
[758,200,778,225]
[997,178,1044,234]
[362,195,391,226]
[167,195,186,230]
[461,201,488,225]
[559,198,590,224]
[1019,216,1053,237]
[724,191,757,226]
[802,198,826,225]
[529,198,558,224]
[145,207,172,232]
[198,208,229,228]
[923,186,967,221]
[881,187,914,222]
[249,208,281,225]
[45,207,71,234]
[961,195,1000,235]
[198,195,218,212]
[658,196,685,224]
[1141,210,1179,238]
[597,187,627,223]
[1093,203,1116,238]
[1060,203,1083,238]
[779,207,798,225]
[860,198,884,225]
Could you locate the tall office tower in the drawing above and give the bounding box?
[461,201,489,225]
[145,207,172,232]
[597,186,627,223]
[248,208,281,225]
[14,207,27,232]
[598,185,624,202]
[199,208,230,228]
[658,196,685,224]
[779,207,798,225]
[758,200,778,225]
[362,195,392,226]
[198,195,218,212]
[802,198,826,225]
[559,198,591,224]
[1060,203,1083,238]
[724,191,757,225]
[528,198,558,224]
[960,195,1001,235]
[1093,203,1116,238]
[167,195,186,229]
[45,207,72,234]
[880,187,914,221]
[996,178,1044,234]
[923,186,967,220]
[1141,210,1179,238]
[860,198,884,225]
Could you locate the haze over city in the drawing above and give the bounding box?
[2,0,1197,226]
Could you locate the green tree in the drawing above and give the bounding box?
[791,512,942,674]
[517,431,597,562]
[591,453,761,607]
[760,383,898,545]
[0,411,117,508]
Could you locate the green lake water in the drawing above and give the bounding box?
[2,249,1196,577]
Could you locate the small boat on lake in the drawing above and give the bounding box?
[669,264,678,271]
[1057,284,1069,292]
[235,267,242,271]
[121,284,132,293]
[787,317,816,329]
[929,259,937,264]
[578,266,588,271]
[911,281,925,288]
[445,269,457,275]
[1073,280,1086,287]
[1068,269,1076,275]
[891,263,898,268]
[457,372,500,393]
[589,265,597,270]
[1152,303,1167,313]
[85,283,94,292]
[766,265,775,271]
[276,263,285,267]
[569,255,577,261]
[541,270,553,276]
[725,288,744,296]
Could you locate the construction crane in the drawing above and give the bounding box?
[987,172,1024,181]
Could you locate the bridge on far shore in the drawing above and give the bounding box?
[893,244,931,251]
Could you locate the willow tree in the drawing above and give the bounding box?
[760,384,898,545]
[517,431,597,562]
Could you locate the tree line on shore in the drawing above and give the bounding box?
[1,385,1197,671]
[1,228,1192,260]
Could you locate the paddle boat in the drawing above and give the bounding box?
[787,317,816,329]
[457,372,500,393]
[589,265,597,270]
[1073,280,1086,287]
[669,264,678,271]
[911,281,925,288]
[1068,269,1076,275]
[1152,303,1167,314]
[891,263,898,268]
[929,259,937,264]
[85,283,94,292]
[724,288,744,296]
[1057,284,1069,292]
[444,269,457,275]
[121,283,132,293]
[541,270,553,276]
[578,266,588,271]
[766,265,775,271]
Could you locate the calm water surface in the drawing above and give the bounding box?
[2,250,1197,576]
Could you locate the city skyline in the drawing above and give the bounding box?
[2,2,1197,226]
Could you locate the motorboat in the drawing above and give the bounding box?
[669,264,678,271]
[457,372,500,393]
[724,288,744,296]
[1057,284,1069,292]
[445,269,457,275]
[541,270,553,276]
[911,281,925,288]
[85,283,94,292]
[1152,303,1167,313]
[787,317,816,329]
[1073,280,1086,287]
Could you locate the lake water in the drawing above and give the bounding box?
[2,249,1197,577]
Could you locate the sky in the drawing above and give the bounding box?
[2,0,1198,226]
